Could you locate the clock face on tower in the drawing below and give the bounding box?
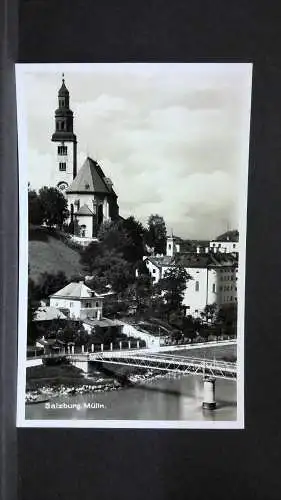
[57,181,68,192]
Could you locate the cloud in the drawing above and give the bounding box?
[20,63,252,239]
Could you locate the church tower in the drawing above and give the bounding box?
[51,74,77,192]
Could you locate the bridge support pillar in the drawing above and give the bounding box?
[137,341,140,349]
[81,345,84,354]
[110,342,113,351]
[101,343,104,352]
[119,341,122,350]
[202,377,216,410]
[128,341,131,349]
[71,345,74,355]
[91,344,94,352]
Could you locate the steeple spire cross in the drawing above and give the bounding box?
[62,72,65,83]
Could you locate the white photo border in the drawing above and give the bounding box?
[16,62,253,429]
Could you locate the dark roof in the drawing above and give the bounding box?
[66,157,117,195]
[146,256,174,269]
[173,252,238,268]
[76,204,93,216]
[58,80,69,96]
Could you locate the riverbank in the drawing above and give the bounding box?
[26,343,237,403]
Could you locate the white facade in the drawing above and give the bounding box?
[51,141,76,192]
[144,257,237,318]
[166,236,180,257]
[49,282,103,321]
[209,241,239,253]
[50,296,103,321]
[145,259,161,284]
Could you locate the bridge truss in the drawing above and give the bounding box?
[91,352,237,380]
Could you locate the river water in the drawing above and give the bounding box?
[25,344,237,422]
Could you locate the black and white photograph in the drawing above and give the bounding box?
[16,63,252,428]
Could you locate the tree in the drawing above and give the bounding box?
[216,303,237,337]
[157,266,191,319]
[122,216,146,263]
[216,230,239,242]
[145,214,167,254]
[200,303,218,324]
[28,189,44,226]
[97,220,132,257]
[37,271,68,299]
[182,316,197,342]
[80,241,103,274]
[135,273,153,313]
[38,186,69,228]
[86,249,134,294]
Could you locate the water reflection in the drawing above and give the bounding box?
[26,373,237,422]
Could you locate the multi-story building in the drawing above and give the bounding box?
[144,235,238,317]
[49,281,104,321]
[209,240,239,254]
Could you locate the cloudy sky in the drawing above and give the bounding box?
[17,63,252,239]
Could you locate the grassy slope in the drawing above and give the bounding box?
[29,228,84,283]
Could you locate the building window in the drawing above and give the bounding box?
[195,281,199,292]
[58,145,67,155]
[230,296,233,301]
[168,244,171,249]
[152,269,156,274]
[95,302,99,308]
[220,286,223,291]
[69,302,73,307]
[233,244,236,248]
[85,302,92,308]
[212,284,216,293]
[59,162,66,171]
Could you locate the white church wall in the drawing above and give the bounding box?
[51,141,75,190]
[76,215,93,238]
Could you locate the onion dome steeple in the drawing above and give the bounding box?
[51,74,77,143]
[58,73,69,97]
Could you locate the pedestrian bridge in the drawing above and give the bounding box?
[70,351,236,380]
[26,340,237,380]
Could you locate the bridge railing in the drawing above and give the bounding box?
[26,338,236,359]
